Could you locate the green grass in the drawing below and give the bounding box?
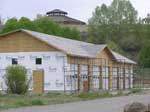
[31,99,44,105]
[0,90,141,110]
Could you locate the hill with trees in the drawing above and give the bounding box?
[88,0,150,67]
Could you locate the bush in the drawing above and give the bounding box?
[131,88,142,93]
[4,65,30,94]
[31,99,44,105]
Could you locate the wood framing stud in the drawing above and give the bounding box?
[88,65,93,91]
[77,64,81,92]
[108,66,113,90]
[99,66,103,90]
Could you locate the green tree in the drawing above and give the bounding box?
[4,65,30,94]
[0,16,80,40]
[139,42,150,67]
[88,0,138,44]
[18,17,35,30]
[1,18,19,33]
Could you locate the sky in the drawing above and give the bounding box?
[0,0,150,23]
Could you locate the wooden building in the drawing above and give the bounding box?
[0,29,136,94]
[142,13,150,24]
[46,9,87,33]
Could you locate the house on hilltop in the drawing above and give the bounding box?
[46,9,87,33]
[0,29,136,94]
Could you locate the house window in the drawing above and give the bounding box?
[36,58,42,65]
[12,58,18,65]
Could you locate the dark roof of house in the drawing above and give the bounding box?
[46,9,68,15]
[46,9,86,25]
[49,15,86,25]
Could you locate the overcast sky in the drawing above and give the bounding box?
[0,0,150,23]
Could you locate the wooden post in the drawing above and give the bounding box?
[99,66,103,90]
[77,64,81,92]
[123,67,126,90]
[108,66,113,90]
[117,67,120,90]
[88,64,93,91]
[128,67,131,89]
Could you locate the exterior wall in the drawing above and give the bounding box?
[66,48,134,91]
[0,32,57,53]
[0,52,67,91]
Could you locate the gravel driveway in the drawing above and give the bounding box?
[1,94,150,112]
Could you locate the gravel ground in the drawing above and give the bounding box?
[1,94,150,112]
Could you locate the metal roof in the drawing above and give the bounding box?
[0,29,136,64]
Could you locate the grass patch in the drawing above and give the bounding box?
[78,91,112,99]
[15,101,30,107]
[130,88,142,93]
[31,99,44,105]
[0,90,142,110]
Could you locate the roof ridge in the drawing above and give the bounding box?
[22,29,105,46]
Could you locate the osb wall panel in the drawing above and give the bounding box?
[67,47,117,66]
[0,32,58,53]
[33,70,44,94]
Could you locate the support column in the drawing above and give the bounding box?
[108,66,113,90]
[123,67,126,90]
[128,67,131,89]
[117,67,120,90]
[88,64,93,91]
[77,64,81,92]
[99,66,103,90]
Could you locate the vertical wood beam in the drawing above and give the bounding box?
[123,67,126,90]
[77,64,81,92]
[108,66,113,90]
[99,66,103,90]
[117,67,120,90]
[88,64,93,91]
[128,67,131,89]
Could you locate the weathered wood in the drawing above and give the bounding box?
[108,66,113,90]
[88,65,93,91]
[33,70,44,94]
[123,67,126,90]
[117,67,120,90]
[0,32,58,53]
[99,66,103,89]
[77,64,81,92]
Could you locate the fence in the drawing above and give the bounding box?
[133,67,150,89]
[63,57,134,93]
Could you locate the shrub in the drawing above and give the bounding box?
[4,65,30,94]
[31,99,44,105]
[131,88,142,93]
